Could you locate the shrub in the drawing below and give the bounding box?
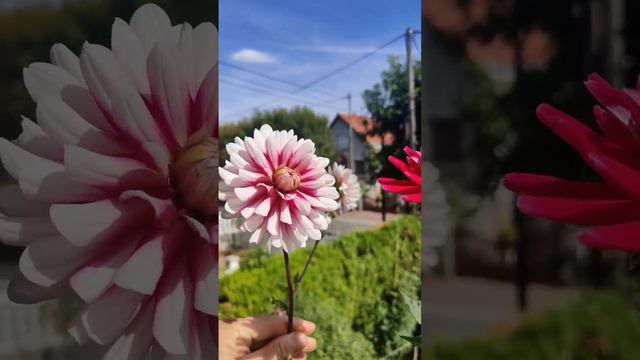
[424,291,640,360]
[219,216,421,358]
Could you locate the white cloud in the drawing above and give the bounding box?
[230,49,277,64]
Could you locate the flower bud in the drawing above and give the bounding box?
[273,166,301,193]
[171,136,218,221]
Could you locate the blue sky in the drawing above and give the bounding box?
[219,0,421,124]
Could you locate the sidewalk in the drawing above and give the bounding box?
[423,275,575,344]
[327,210,402,237]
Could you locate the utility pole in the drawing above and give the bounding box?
[347,92,355,170]
[405,27,417,148]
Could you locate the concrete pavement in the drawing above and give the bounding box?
[423,275,575,344]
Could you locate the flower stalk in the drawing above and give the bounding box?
[294,240,321,294]
[283,250,294,333]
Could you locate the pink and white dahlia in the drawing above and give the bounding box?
[329,163,361,212]
[219,125,340,252]
[378,146,422,204]
[0,4,217,358]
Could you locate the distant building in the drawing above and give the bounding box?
[329,113,393,181]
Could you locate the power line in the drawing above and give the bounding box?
[226,32,405,118]
[220,76,343,106]
[292,33,404,92]
[220,61,335,97]
[220,78,346,121]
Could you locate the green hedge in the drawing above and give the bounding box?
[424,291,640,360]
[219,216,421,358]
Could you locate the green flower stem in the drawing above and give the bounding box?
[283,250,294,333]
[294,240,320,294]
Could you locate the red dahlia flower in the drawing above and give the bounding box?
[378,146,422,204]
[504,73,640,252]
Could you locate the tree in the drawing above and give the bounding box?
[219,106,336,163]
[362,56,421,178]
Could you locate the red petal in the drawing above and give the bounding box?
[586,152,640,200]
[517,195,640,226]
[378,178,413,186]
[585,73,640,126]
[402,193,421,204]
[388,155,409,173]
[503,173,624,199]
[403,170,421,185]
[593,105,635,145]
[381,184,420,195]
[579,222,640,252]
[404,146,422,161]
[536,104,603,157]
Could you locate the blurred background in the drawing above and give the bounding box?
[421,0,640,358]
[0,0,216,358]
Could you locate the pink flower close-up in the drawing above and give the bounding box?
[378,146,422,204]
[504,73,640,253]
[219,124,340,253]
[329,163,361,212]
[0,4,217,358]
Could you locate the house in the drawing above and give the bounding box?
[329,113,393,181]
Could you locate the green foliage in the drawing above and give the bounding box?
[219,106,336,163]
[362,56,421,180]
[219,216,421,358]
[296,295,377,359]
[424,291,640,360]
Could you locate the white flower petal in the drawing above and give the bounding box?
[50,43,85,85]
[112,18,150,95]
[104,299,155,360]
[0,138,101,202]
[70,235,141,302]
[153,259,191,355]
[23,62,80,102]
[129,3,173,55]
[15,116,63,161]
[50,198,152,246]
[79,286,145,345]
[148,36,190,145]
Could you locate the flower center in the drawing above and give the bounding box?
[170,136,218,222]
[273,166,301,193]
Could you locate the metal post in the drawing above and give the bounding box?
[347,93,355,171]
[406,27,417,148]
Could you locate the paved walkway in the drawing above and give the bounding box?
[327,210,402,237]
[423,276,575,344]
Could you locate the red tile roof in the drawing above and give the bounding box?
[331,113,394,146]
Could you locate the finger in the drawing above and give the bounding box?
[236,316,315,342]
[244,332,309,360]
[302,336,317,352]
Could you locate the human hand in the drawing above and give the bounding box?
[219,316,317,360]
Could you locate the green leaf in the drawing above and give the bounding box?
[400,335,421,347]
[400,290,421,325]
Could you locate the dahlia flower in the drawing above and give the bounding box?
[329,163,361,212]
[0,4,217,358]
[378,146,422,204]
[219,125,339,253]
[504,73,640,252]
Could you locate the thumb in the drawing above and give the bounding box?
[245,332,309,360]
